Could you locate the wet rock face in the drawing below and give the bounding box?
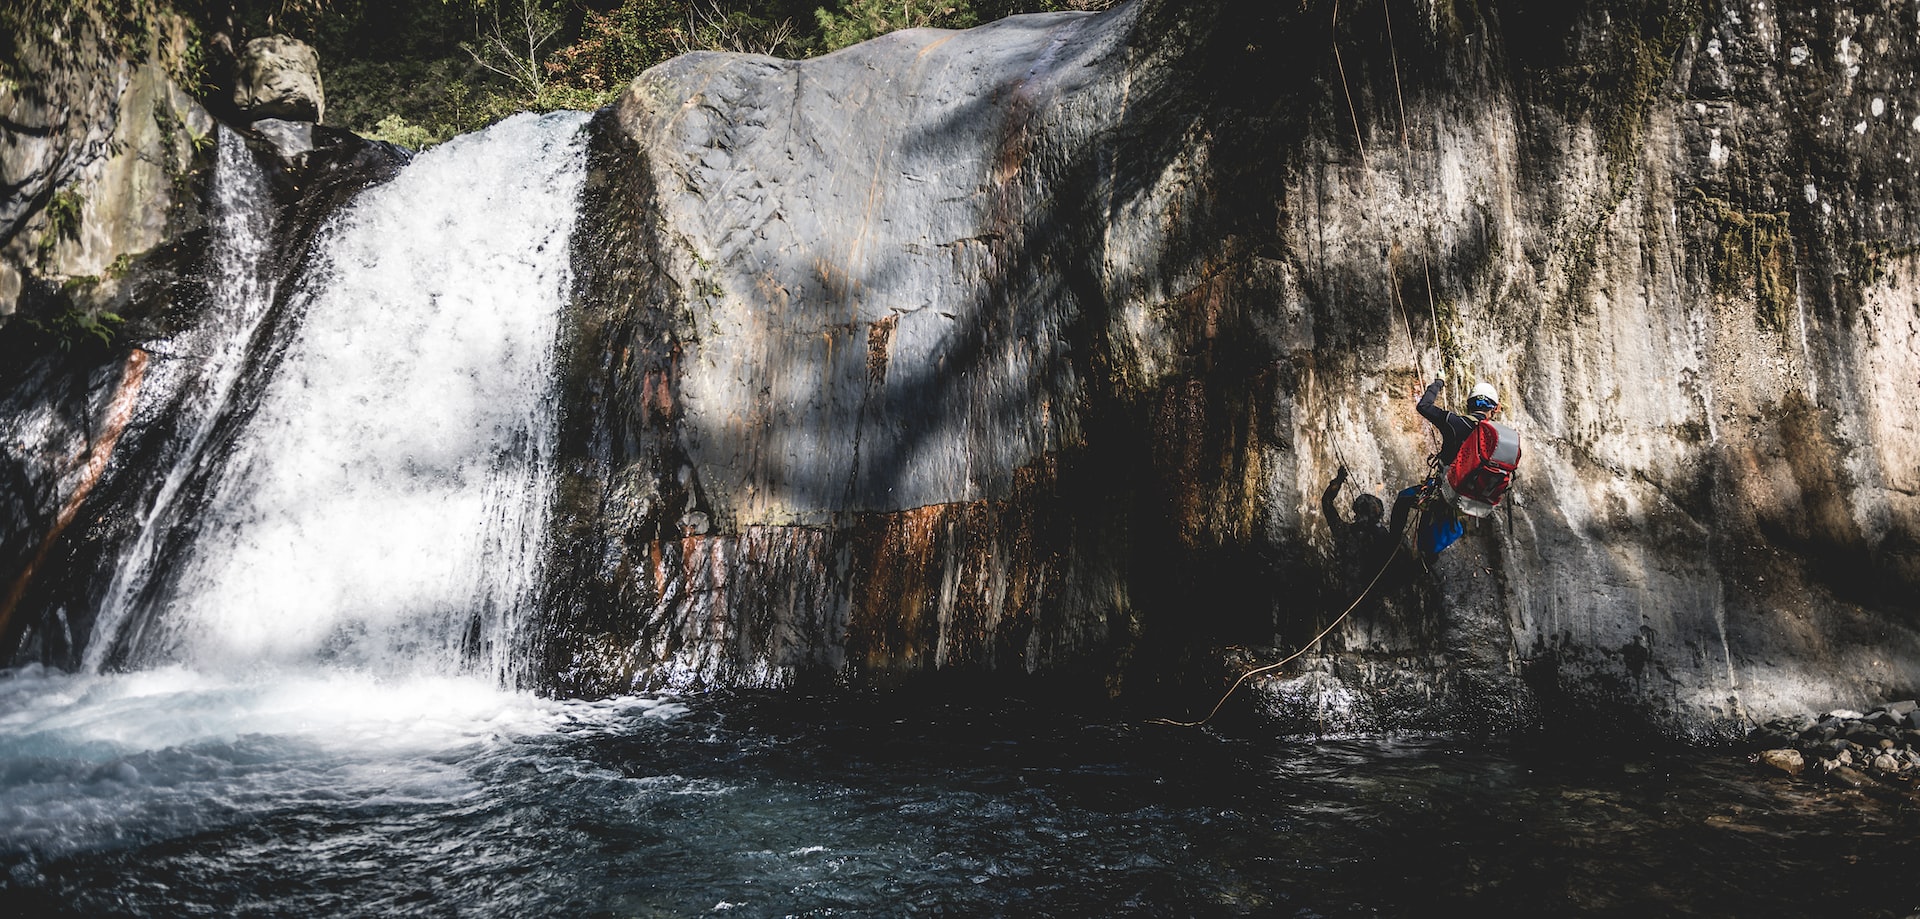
[0,12,211,321]
[233,36,325,124]
[555,0,1920,737]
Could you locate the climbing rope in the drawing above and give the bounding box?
[1331,0,1453,378]
[1152,452,1452,730]
[1151,534,1410,729]
[1152,4,1489,732]
[1330,0,1369,173]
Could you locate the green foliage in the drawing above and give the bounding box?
[11,0,1115,154]
[24,305,124,352]
[680,0,800,56]
[1847,240,1920,288]
[38,187,86,263]
[1694,192,1795,332]
[814,0,977,52]
[169,14,210,91]
[544,0,687,96]
[364,112,440,149]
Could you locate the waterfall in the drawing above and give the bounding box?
[86,126,278,670]
[91,111,591,684]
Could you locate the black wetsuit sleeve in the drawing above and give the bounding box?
[1416,379,1449,430]
[1321,472,1346,531]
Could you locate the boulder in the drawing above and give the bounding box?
[542,0,1920,733]
[233,36,324,123]
[1843,721,1884,744]
[0,13,210,318]
[1756,749,1804,776]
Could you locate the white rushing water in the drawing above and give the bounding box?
[87,126,279,665]
[94,111,592,683]
[0,663,681,866]
[1,112,630,871]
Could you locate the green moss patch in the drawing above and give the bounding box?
[1694,193,1795,332]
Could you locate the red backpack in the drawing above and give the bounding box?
[1441,420,1520,517]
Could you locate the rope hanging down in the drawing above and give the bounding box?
[1153,2,1472,731]
[1151,535,1408,729]
[1332,0,1449,375]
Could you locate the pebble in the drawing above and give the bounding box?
[1746,701,1920,794]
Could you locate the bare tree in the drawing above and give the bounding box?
[677,0,797,57]
[460,0,563,100]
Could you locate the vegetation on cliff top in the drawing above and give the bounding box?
[13,0,1117,149]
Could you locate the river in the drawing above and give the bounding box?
[2,669,1914,916]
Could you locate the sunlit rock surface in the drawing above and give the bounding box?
[554,0,1920,739]
[232,36,326,125]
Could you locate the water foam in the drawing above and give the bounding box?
[0,665,664,861]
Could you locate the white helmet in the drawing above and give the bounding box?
[1469,381,1499,409]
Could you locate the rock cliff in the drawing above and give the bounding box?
[551,0,1920,739]
[2,0,1914,742]
[0,7,211,324]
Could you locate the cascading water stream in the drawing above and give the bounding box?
[84,126,279,669]
[93,111,591,683]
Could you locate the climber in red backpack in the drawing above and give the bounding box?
[1388,375,1520,560]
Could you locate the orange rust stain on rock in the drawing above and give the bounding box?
[840,455,1065,674]
[815,258,855,303]
[1153,378,1212,543]
[1149,374,1265,547]
[848,505,947,669]
[639,343,680,425]
[588,456,1079,688]
[650,538,668,595]
[0,350,149,639]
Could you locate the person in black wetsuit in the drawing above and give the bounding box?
[1387,376,1500,539]
[1323,465,1393,584]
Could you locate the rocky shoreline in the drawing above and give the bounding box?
[1749,702,1920,793]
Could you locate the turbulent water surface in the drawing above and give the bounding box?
[0,677,1915,917]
